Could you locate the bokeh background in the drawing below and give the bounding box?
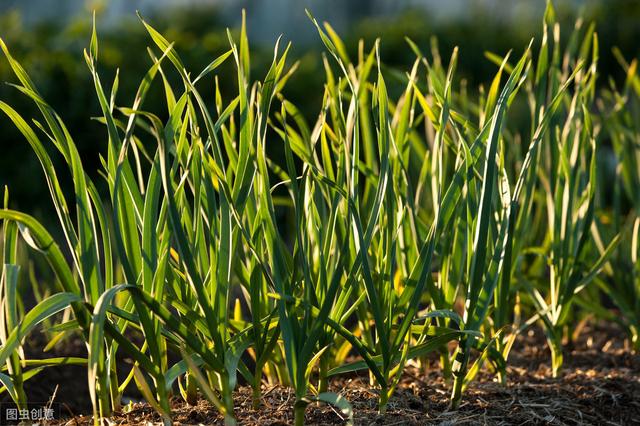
[1,0,639,227]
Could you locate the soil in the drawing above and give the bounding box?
[7,322,640,425]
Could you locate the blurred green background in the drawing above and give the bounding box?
[1,0,639,226]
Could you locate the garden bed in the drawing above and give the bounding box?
[27,322,640,425]
[1,6,638,425]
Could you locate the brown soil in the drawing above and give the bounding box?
[14,323,640,425]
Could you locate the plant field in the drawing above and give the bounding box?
[0,2,639,425]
